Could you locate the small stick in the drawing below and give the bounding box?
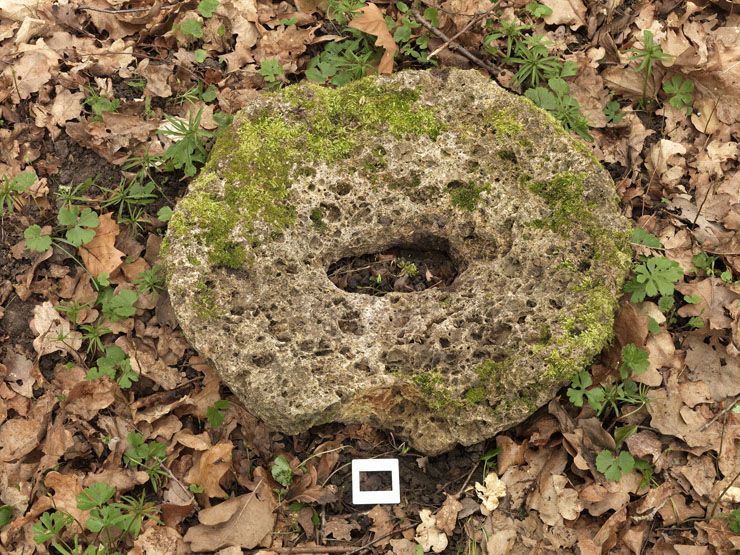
[707,467,740,520]
[428,9,494,60]
[272,523,417,554]
[410,9,501,77]
[455,461,480,497]
[78,5,153,13]
[345,524,417,554]
[273,546,354,553]
[699,393,740,431]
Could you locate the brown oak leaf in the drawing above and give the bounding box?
[79,212,125,277]
[348,4,397,74]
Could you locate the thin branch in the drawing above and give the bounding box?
[78,5,153,13]
[699,393,740,431]
[455,461,480,497]
[707,467,740,521]
[272,523,417,554]
[428,9,494,60]
[345,524,417,555]
[273,548,355,553]
[410,9,501,78]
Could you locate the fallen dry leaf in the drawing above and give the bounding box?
[648,372,723,451]
[496,435,527,474]
[185,441,234,498]
[542,0,587,30]
[0,416,44,462]
[388,538,419,555]
[475,472,507,515]
[683,334,740,401]
[530,474,582,526]
[116,336,183,390]
[368,505,395,548]
[676,278,739,330]
[3,351,35,398]
[4,50,55,101]
[29,301,83,358]
[79,212,125,278]
[183,486,275,552]
[323,517,359,541]
[414,508,448,553]
[129,525,188,555]
[435,494,462,535]
[62,377,118,420]
[44,471,88,525]
[646,139,686,185]
[49,87,84,128]
[348,4,397,74]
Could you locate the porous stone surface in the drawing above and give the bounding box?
[163,69,631,455]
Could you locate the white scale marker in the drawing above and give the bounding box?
[351,458,401,505]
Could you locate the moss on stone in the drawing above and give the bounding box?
[412,370,463,411]
[464,386,487,404]
[279,81,445,140]
[475,359,512,382]
[169,190,248,269]
[310,207,325,229]
[165,69,632,454]
[459,359,514,405]
[360,146,389,176]
[169,78,444,268]
[571,138,603,168]
[192,279,221,319]
[525,172,631,384]
[485,109,524,136]
[388,171,422,190]
[541,283,617,383]
[448,181,489,211]
[159,237,170,260]
[528,172,590,233]
[528,172,630,266]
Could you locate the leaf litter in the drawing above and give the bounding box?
[0,0,739,553]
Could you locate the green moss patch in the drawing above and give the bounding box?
[542,283,617,382]
[192,279,221,319]
[170,191,248,269]
[412,370,462,411]
[526,172,631,384]
[448,181,489,211]
[528,172,590,233]
[485,109,524,137]
[170,79,444,268]
[475,359,512,382]
[464,386,486,404]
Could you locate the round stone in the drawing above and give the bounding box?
[163,69,631,455]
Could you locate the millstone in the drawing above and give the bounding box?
[163,69,631,455]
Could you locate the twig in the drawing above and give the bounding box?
[707,467,740,521]
[272,523,417,554]
[455,461,480,497]
[699,393,740,431]
[691,175,715,227]
[345,524,417,554]
[273,547,355,553]
[410,9,501,77]
[78,5,153,13]
[428,9,494,60]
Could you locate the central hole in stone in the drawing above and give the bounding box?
[327,238,459,296]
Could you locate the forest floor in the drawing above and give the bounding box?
[0,0,739,553]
